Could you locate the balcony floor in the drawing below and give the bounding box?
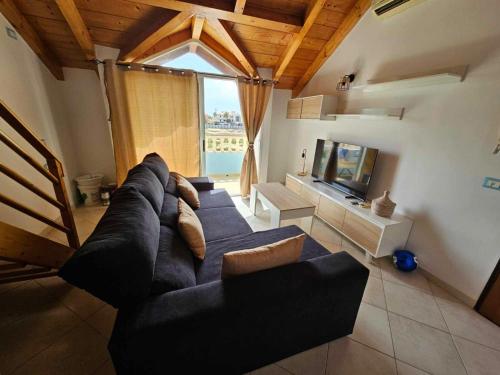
[209,173,240,196]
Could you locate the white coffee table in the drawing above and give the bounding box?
[250,183,315,231]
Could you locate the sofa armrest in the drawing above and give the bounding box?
[186,176,214,191]
[109,252,368,374]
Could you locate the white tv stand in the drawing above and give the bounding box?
[285,173,413,259]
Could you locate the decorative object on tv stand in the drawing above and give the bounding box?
[297,148,308,176]
[371,190,396,218]
[336,74,356,91]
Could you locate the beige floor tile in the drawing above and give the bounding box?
[87,305,118,339]
[0,295,81,374]
[362,276,386,309]
[453,336,500,375]
[435,297,500,351]
[429,282,461,303]
[0,281,60,329]
[0,279,26,296]
[383,280,447,331]
[93,360,116,375]
[251,364,291,375]
[76,218,99,242]
[276,343,328,375]
[389,313,466,375]
[396,361,430,375]
[379,257,431,292]
[74,207,106,224]
[36,276,105,320]
[12,322,109,375]
[326,337,396,375]
[349,302,394,356]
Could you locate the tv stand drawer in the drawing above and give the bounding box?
[342,212,382,255]
[317,196,345,230]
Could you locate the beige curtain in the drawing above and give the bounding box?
[104,60,200,185]
[237,78,272,197]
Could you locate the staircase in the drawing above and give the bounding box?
[0,99,79,283]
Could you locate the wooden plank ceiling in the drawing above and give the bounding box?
[2,0,370,94]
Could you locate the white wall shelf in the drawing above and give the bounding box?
[326,108,404,120]
[353,66,468,92]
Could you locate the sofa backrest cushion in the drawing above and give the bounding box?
[123,164,164,214]
[142,153,169,188]
[160,193,179,228]
[152,225,196,294]
[58,186,160,308]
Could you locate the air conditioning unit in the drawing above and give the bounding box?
[372,0,427,18]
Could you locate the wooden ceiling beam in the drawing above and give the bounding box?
[0,0,64,80]
[191,15,204,40]
[205,17,257,77]
[126,0,301,33]
[120,11,194,62]
[273,0,326,81]
[190,15,204,52]
[234,0,246,14]
[292,0,371,97]
[54,0,95,60]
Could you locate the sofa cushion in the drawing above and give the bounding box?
[196,225,328,284]
[123,164,164,214]
[58,187,160,308]
[195,206,252,243]
[178,198,206,260]
[152,225,196,294]
[159,193,178,228]
[221,234,305,279]
[198,189,235,210]
[142,153,169,188]
[172,172,200,209]
[165,173,178,196]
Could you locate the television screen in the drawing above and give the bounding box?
[312,139,378,200]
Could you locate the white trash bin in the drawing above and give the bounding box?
[75,174,103,206]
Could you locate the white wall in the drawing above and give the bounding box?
[0,14,78,234]
[59,67,115,183]
[268,0,500,302]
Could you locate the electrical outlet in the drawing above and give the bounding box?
[483,177,500,191]
[6,26,17,40]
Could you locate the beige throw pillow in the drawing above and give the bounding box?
[221,234,306,279]
[177,198,206,260]
[172,172,200,209]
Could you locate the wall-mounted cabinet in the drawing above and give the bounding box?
[286,95,337,120]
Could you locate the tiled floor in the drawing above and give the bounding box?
[1,198,499,375]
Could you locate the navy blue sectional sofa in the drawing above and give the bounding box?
[59,153,368,374]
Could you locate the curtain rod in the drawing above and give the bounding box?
[92,59,277,84]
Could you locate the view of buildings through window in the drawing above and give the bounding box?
[162,52,245,195]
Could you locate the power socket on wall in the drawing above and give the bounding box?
[483,177,500,191]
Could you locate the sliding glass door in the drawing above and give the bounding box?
[199,76,246,196]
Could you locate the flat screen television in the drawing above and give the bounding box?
[312,139,378,200]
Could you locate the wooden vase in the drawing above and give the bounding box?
[371,190,396,218]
